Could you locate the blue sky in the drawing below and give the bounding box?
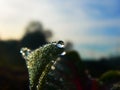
[0,0,120,58]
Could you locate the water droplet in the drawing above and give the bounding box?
[20,47,31,59]
[36,85,38,89]
[51,66,55,70]
[27,65,31,68]
[51,60,54,63]
[57,40,64,48]
[61,51,66,56]
[52,41,57,45]
[57,57,61,61]
[54,61,57,64]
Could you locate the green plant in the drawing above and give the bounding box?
[20,41,65,90]
[99,70,120,84]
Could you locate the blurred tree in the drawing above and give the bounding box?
[44,30,53,39]
[20,21,47,49]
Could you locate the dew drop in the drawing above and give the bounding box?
[57,57,61,61]
[51,60,54,63]
[36,85,38,89]
[57,40,64,48]
[27,65,31,68]
[61,51,66,56]
[54,61,57,64]
[51,66,55,70]
[20,47,31,59]
[52,41,57,45]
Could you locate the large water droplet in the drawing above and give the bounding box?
[56,40,64,48]
[20,47,31,59]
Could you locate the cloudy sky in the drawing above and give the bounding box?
[0,0,120,58]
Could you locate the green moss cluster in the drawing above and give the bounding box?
[21,41,64,90]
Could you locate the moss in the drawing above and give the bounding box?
[21,41,64,90]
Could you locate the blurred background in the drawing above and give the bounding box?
[0,0,120,90]
[0,0,120,58]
